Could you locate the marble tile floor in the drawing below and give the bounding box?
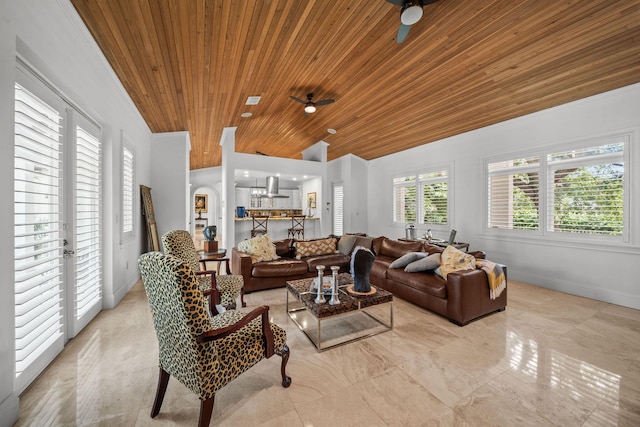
[14,280,640,426]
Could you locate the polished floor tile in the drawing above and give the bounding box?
[14,280,640,426]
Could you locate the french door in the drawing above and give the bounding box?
[14,63,102,394]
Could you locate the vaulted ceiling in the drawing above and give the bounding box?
[70,0,640,170]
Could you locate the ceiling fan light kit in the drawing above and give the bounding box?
[304,105,317,114]
[401,3,423,25]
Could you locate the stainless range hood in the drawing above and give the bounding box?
[264,176,289,198]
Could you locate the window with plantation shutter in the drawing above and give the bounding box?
[14,81,65,391]
[393,168,451,226]
[547,141,624,235]
[121,140,134,241]
[486,136,627,239]
[333,183,344,235]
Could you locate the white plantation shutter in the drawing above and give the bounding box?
[122,143,134,239]
[547,141,624,236]
[419,170,448,225]
[72,120,102,332]
[14,81,65,391]
[393,175,416,223]
[333,183,344,235]
[487,156,540,230]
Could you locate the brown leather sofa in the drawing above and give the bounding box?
[370,237,507,326]
[232,238,351,292]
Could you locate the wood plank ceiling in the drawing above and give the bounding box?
[71,0,640,170]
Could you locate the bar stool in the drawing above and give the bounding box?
[287,215,305,239]
[251,215,269,238]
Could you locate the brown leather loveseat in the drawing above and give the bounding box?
[232,237,352,293]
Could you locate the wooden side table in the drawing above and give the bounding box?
[199,249,229,274]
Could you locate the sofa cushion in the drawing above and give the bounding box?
[273,238,294,257]
[237,234,279,262]
[404,253,441,272]
[337,234,358,254]
[251,259,308,277]
[386,268,447,299]
[305,253,351,272]
[389,252,428,269]
[295,238,337,259]
[439,245,476,279]
[379,238,423,259]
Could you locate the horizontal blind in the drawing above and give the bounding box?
[122,145,134,237]
[547,142,624,235]
[74,125,102,321]
[333,184,344,235]
[14,82,64,381]
[488,156,540,230]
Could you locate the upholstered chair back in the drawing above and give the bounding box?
[138,252,219,399]
[162,229,201,272]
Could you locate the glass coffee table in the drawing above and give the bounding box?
[286,273,393,352]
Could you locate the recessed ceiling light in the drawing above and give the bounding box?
[293,177,297,181]
[303,175,308,178]
[241,112,252,118]
[276,173,281,177]
[245,96,261,105]
[327,128,337,134]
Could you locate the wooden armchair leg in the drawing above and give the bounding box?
[151,368,170,418]
[198,396,215,427]
[277,345,292,388]
[240,286,246,308]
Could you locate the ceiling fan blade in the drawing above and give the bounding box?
[396,23,411,43]
[315,99,335,106]
[290,95,306,104]
[385,0,404,5]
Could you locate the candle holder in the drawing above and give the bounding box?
[314,265,325,304]
[329,266,341,305]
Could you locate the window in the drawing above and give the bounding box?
[121,134,135,241]
[332,183,344,235]
[394,169,449,226]
[487,136,627,238]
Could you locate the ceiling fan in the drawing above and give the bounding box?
[386,0,439,43]
[289,93,335,115]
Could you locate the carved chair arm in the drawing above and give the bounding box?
[197,270,221,312]
[196,305,275,358]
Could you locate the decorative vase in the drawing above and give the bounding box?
[203,225,217,241]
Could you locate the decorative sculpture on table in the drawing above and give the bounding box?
[203,225,218,252]
[329,266,341,305]
[350,246,375,293]
[314,265,325,304]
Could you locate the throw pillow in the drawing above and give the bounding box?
[237,234,279,263]
[389,252,428,269]
[337,234,358,255]
[353,236,373,250]
[404,253,441,273]
[439,245,476,279]
[295,237,338,259]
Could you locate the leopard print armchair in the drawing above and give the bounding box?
[138,252,291,427]
[162,229,244,311]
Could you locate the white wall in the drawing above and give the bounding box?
[327,154,369,234]
[367,83,640,310]
[0,1,152,423]
[150,132,191,245]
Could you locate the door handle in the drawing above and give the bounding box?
[64,249,75,258]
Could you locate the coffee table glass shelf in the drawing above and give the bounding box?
[286,273,393,352]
